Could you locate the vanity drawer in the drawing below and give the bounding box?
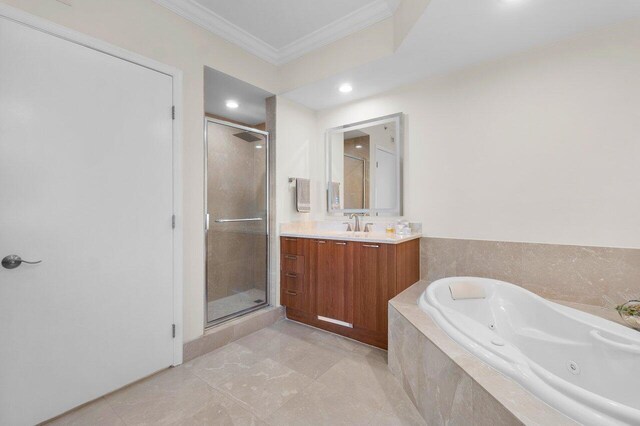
[281,254,305,275]
[282,271,304,293]
[281,288,305,310]
[281,237,305,255]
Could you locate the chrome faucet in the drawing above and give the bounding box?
[349,213,362,232]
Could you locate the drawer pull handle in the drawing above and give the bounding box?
[316,240,326,244]
[363,244,380,248]
[335,242,347,245]
[285,273,297,278]
[284,238,297,241]
[284,255,297,260]
[286,290,298,296]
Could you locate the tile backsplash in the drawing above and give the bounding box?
[421,237,640,310]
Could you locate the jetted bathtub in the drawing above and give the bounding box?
[419,277,640,426]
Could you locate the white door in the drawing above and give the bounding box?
[374,147,397,211]
[0,15,176,426]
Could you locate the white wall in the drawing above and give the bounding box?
[0,0,280,342]
[273,97,318,303]
[275,97,319,223]
[317,19,640,249]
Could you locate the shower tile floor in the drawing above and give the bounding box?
[47,319,426,425]
[208,288,266,321]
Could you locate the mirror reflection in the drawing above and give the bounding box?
[327,114,402,216]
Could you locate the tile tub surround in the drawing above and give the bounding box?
[48,319,425,425]
[420,237,640,313]
[388,281,577,426]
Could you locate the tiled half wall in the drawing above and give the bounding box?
[420,238,640,310]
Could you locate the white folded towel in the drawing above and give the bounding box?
[296,178,310,213]
[449,282,486,300]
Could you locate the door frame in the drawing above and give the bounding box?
[373,144,396,212]
[0,3,184,365]
[203,117,270,328]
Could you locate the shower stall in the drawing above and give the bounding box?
[205,118,269,325]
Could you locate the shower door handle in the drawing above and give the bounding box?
[214,218,263,223]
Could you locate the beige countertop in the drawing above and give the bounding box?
[279,230,422,245]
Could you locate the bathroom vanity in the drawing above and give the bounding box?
[279,233,420,349]
[279,112,417,349]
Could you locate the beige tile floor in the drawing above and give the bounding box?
[47,319,426,426]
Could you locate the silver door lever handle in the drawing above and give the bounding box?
[2,255,42,269]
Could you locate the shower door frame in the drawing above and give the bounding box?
[204,117,270,328]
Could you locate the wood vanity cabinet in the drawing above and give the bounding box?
[314,239,354,325]
[280,236,420,349]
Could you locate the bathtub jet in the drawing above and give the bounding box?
[420,277,640,426]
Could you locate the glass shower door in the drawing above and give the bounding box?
[205,119,268,325]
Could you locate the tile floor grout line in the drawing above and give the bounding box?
[190,345,267,420]
[260,376,324,425]
[209,372,274,421]
[101,395,132,426]
[100,396,129,426]
[50,321,424,425]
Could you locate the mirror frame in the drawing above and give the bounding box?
[326,112,404,216]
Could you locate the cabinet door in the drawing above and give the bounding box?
[316,240,354,325]
[353,243,396,334]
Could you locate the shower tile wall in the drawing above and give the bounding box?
[420,237,640,310]
[207,124,267,311]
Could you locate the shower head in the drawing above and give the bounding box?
[233,132,262,143]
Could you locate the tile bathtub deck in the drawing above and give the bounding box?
[48,319,426,426]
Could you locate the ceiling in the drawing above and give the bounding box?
[154,0,399,64]
[283,0,640,110]
[204,66,274,126]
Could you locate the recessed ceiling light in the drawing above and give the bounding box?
[255,145,263,149]
[339,83,353,93]
[225,100,239,109]
[355,144,363,149]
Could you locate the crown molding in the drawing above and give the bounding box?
[153,0,280,63]
[278,0,399,64]
[153,0,399,65]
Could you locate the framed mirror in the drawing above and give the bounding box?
[326,113,403,216]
